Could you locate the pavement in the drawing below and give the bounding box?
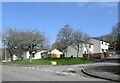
[81,55,120,82]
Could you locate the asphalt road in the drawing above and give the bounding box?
[2,64,107,81]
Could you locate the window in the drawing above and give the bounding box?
[32,53,35,58]
[106,49,108,52]
[84,51,86,54]
[89,44,91,48]
[102,42,103,44]
[102,49,104,52]
[105,43,107,45]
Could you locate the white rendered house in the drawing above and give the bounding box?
[67,42,93,57]
[89,38,109,53]
[12,54,18,61]
[32,50,48,59]
[66,38,109,58]
[22,51,30,59]
[22,50,48,60]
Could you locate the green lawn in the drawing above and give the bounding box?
[3,58,96,65]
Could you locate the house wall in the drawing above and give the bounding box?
[67,43,93,58]
[41,53,48,58]
[66,38,109,58]
[89,38,109,53]
[12,55,18,61]
[100,41,109,53]
[23,51,48,60]
[89,38,101,53]
[32,52,41,59]
[23,51,30,59]
[83,44,93,54]
[67,46,78,57]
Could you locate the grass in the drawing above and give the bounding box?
[3,57,96,65]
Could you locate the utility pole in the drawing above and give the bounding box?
[3,39,7,61]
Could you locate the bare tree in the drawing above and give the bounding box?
[3,28,47,61]
[52,42,63,51]
[81,33,91,60]
[56,25,73,57]
[2,28,20,60]
[72,31,83,57]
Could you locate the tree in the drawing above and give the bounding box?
[2,28,20,60]
[103,34,115,51]
[3,28,47,61]
[112,22,120,51]
[56,25,73,57]
[52,42,63,51]
[81,33,91,60]
[72,31,83,57]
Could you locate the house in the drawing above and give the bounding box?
[48,49,63,58]
[22,51,30,60]
[12,54,18,61]
[66,38,109,58]
[89,38,109,53]
[67,42,93,58]
[32,50,48,59]
[22,50,48,60]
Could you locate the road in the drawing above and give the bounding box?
[2,64,107,81]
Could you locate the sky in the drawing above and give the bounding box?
[2,2,118,45]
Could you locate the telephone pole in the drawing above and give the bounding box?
[3,39,7,61]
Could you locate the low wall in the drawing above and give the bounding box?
[83,53,109,59]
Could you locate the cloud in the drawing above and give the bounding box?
[77,2,95,9]
[77,2,117,9]
[77,2,88,8]
[99,2,118,8]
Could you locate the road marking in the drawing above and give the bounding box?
[31,67,35,69]
[62,72,69,75]
[56,71,61,74]
[49,70,53,72]
[69,73,76,76]
[44,69,49,71]
[22,66,77,76]
[67,68,74,70]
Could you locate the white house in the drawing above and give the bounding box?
[22,50,48,60]
[22,51,30,60]
[32,50,48,59]
[89,38,109,53]
[66,38,109,58]
[67,42,93,57]
[12,54,18,61]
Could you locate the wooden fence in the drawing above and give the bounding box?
[83,53,109,59]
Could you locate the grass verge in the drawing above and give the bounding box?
[2,57,96,65]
